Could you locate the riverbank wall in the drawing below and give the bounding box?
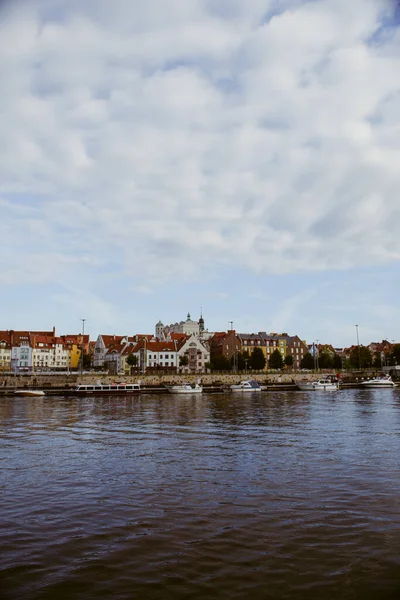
[0,370,347,390]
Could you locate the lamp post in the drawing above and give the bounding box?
[316,339,320,371]
[355,324,361,369]
[80,319,86,376]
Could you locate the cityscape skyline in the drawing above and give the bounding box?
[1,0,399,347]
[0,310,398,350]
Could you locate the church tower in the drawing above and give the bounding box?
[199,309,204,333]
[155,320,164,340]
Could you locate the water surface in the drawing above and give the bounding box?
[1,389,400,599]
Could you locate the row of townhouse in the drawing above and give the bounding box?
[209,330,309,370]
[0,329,88,372]
[94,332,210,374]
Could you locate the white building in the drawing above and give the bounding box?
[177,334,210,373]
[157,313,205,340]
[93,334,126,367]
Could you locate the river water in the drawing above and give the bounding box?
[1,389,400,600]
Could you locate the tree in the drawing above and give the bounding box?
[349,345,372,369]
[179,355,189,367]
[210,355,230,371]
[300,352,315,370]
[82,352,91,369]
[269,348,283,370]
[373,353,382,368]
[319,351,334,369]
[333,353,342,370]
[284,355,293,369]
[389,344,400,366]
[126,354,138,373]
[250,347,266,371]
[234,351,250,372]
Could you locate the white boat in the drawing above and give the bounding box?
[167,383,203,394]
[230,380,262,392]
[74,382,141,395]
[359,375,397,388]
[14,389,45,397]
[297,379,339,391]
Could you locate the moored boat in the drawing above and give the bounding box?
[74,382,141,395]
[230,380,261,392]
[359,375,397,388]
[166,383,203,394]
[297,379,339,391]
[14,389,46,397]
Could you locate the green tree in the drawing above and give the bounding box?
[269,348,283,370]
[250,347,266,371]
[210,355,230,371]
[300,352,315,370]
[333,353,342,370]
[179,355,189,368]
[82,352,91,369]
[389,344,400,366]
[235,351,250,371]
[373,353,382,368]
[349,346,372,369]
[284,355,293,368]
[319,351,334,369]
[126,354,138,373]
[126,354,138,367]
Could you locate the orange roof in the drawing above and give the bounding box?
[170,333,188,341]
[100,335,125,347]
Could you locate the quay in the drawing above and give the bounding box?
[0,372,370,397]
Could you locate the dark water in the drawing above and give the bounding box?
[1,389,400,600]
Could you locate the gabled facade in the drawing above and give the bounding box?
[368,340,393,365]
[209,330,240,362]
[134,339,179,372]
[120,344,140,374]
[177,334,210,373]
[104,342,126,374]
[284,335,308,370]
[93,334,125,367]
[0,331,12,371]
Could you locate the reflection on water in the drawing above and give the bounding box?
[1,389,400,600]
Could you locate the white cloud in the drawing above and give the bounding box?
[0,0,399,293]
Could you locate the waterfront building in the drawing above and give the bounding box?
[93,334,125,368]
[7,328,55,372]
[284,335,308,370]
[104,340,126,374]
[368,339,393,366]
[177,334,210,373]
[209,330,240,363]
[259,333,287,366]
[0,331,12,371]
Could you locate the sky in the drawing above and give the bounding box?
[1,0,399,347]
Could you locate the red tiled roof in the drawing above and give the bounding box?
[99,335,125,347]
[170,333,188,341]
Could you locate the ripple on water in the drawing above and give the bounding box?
[1,389,400,599]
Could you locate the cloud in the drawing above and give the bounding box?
[0,0,399,293]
